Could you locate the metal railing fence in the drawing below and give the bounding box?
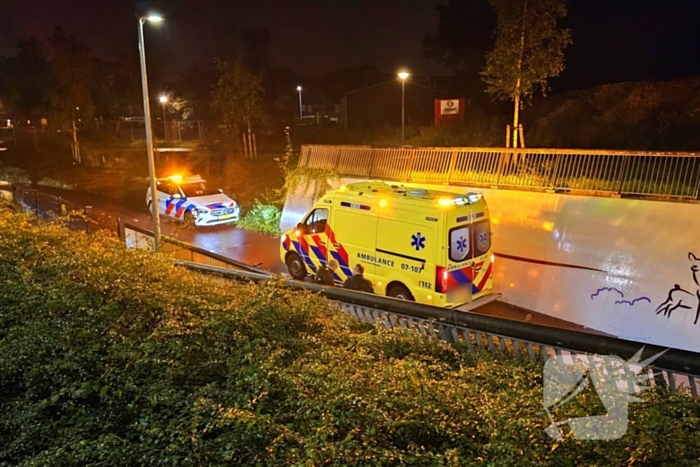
[175,260,700,398]
[299,145,700,200]
[123,223,270,275]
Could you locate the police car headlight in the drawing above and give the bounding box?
[195,207,208,215]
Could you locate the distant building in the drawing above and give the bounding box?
[297,90,342,126]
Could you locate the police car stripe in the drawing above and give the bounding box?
[165,198,176,215]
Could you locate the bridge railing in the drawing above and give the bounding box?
[299,145,700,200]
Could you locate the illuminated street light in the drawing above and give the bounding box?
[296,86,303,125]
[397,71,410,146]
[159,94,168,141]
[138,14,164,250]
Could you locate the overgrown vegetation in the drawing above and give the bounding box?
[237,199,282,236]
[282,166,338,203]
[0,201,699,465]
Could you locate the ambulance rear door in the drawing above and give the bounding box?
[444,205,492,304]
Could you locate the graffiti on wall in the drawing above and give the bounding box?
[655,252,700,324]
[590,287,651,307]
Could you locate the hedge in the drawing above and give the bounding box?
[0,200,698,466]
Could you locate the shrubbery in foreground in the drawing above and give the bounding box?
[0,201,698,466]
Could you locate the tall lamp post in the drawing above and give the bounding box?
[296,85,303,125]
[138,14,164,250]
[397,71,410,146]
[159,94,168,141]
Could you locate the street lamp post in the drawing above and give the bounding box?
[398,71,410,146]
[296,86,303,125]
[159,94,168,140]
[138,14,164,250]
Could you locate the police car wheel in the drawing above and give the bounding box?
[388,284,414,301]
[286,253,307,279]
[184,211,195,226]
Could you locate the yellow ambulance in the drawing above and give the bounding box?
[280,181,494,307]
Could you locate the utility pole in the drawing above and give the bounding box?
[138,14,164,251]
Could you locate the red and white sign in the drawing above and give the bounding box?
[440,100,460,115]
[434,98,465,127]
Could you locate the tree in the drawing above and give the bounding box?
[213,10,272,75]
[482,0,572,148]
[2,37,52,120]
[46,28,95,126]
[45,27,95,163]
[176,61,219,121]
[91,58,143,121]
[211,60,266,159]
[423,0,495,99]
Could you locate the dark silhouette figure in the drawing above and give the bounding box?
[314,259,339,286]
[343,264,374,293]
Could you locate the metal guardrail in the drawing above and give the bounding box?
[177,261,700,398]
[299,145,700,200]
[123,222,271,275]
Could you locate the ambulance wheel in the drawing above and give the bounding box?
[286,253,307,279]
[387,284,414,301]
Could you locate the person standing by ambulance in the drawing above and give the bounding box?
[343,264,374,293]
[314,259,339,286]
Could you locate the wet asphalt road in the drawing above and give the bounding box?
[7,182,285,273]
[2,182,605,335]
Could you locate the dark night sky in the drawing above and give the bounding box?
[0,0,447,79]
[2,0,700,92]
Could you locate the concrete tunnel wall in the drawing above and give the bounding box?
[281,178,700,353]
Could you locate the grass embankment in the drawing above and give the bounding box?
[1,199,700,466]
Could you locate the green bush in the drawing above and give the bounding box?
[237,199,282,236]
[0,200,698,466]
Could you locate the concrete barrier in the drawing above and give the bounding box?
[281,178,700,352]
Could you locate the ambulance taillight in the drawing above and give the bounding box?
[436,266,448,294]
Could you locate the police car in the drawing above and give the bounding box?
[146,175,240,226]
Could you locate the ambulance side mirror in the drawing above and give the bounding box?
[218,188,223,194]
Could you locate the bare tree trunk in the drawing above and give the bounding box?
[512,0,528,158]
[252,132,257,160]
[512,94,520,149]
[246,118,254,161]
[241,132,249,159]
[72,117,81,164]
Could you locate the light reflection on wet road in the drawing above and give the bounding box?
[9,183,286,274]
[5,183,603,334]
